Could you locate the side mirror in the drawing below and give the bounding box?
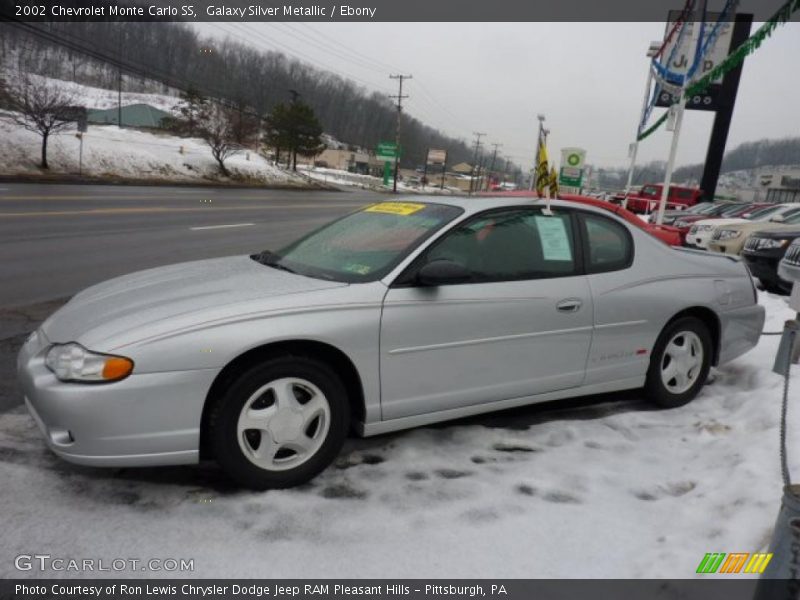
[417,259,471,286]
[771,214,786,223]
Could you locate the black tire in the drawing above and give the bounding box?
[758,278,792,295]
[759,278,782,294]
[208,355,350,490]
[645,316,712,409]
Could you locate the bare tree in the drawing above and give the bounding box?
[0,75,77,169]
[197,103,246,177]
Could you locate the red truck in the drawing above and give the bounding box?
[616,184,703,214]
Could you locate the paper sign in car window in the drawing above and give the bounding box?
[534,216,572,261]
[364,202,426,216]
[343,264,372,275]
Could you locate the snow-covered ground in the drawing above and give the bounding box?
[0,75,313,187]
[0,291,796,579]
[0,118,311,186]
[300,166,459,195]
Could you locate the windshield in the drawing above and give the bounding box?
[784,211,800,225]
[718,204,749,217]
[254,202,463,283]
[690,203,718,214]
[749,204,786,221]
[640,185,660,197]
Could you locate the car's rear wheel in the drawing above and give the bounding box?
[208,356,350,489]
[645,317,712,408]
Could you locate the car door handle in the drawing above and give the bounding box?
[556,299,582,313]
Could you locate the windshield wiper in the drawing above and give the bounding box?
[251,250,298,274]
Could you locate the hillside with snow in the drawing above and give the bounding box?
[0,76,316,188]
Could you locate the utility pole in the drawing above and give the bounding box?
[117,28,122,129]
[469,132,485,195]
[488,143,502,192]
[389,74,411,193]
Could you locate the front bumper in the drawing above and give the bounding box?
[708,238,745,255]
[685,231,714,249]
[17,330,218,467]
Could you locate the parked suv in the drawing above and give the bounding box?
[741,229,800,294]
[619,183,703,214]
[708,205,800,255]
[681,203,772,248]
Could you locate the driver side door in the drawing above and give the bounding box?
[379,206,594,420]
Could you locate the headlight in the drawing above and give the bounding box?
[45,343,134,383]
[760,239,789,250]
[688,225,698,234]
[716,230,742,241]
[699,224,715,232]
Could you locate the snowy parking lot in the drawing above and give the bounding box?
[0,292,796,579]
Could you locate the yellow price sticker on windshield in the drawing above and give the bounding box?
[364,202,426,216]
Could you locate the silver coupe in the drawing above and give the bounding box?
[18,196,765,488]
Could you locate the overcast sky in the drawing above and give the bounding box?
[197,20,800,171]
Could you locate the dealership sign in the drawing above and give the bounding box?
[655,11,734,112]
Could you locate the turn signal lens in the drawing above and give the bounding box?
[101,357,134,381]
[45,343,134,383]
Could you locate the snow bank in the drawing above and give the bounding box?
[301,166,458,194]
[0,292,795,578]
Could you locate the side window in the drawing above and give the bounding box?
[581,213,633,274]
[423,208,576,283]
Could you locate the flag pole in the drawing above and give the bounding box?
[530,115,545,191]
[656,4,705,226]
[624,42,661,210]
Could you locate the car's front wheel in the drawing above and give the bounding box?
[645,317,712,408]
[208,356,350,489]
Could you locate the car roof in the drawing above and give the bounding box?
[393,194,616,218]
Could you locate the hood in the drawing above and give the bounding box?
[751,227,800,239]
[693,217,748,228]
[716,221,790,234]
[674,214,711,225]
[42,256,347,347]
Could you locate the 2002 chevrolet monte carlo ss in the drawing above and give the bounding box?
[18,196,765,489]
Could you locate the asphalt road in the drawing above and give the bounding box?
[0,182,382,308]
[0,182,384,411]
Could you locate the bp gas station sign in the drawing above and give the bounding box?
[559,148,586,192]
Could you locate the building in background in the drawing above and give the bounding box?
[86,103,172,129]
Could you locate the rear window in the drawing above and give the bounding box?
[581,213,633,273]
